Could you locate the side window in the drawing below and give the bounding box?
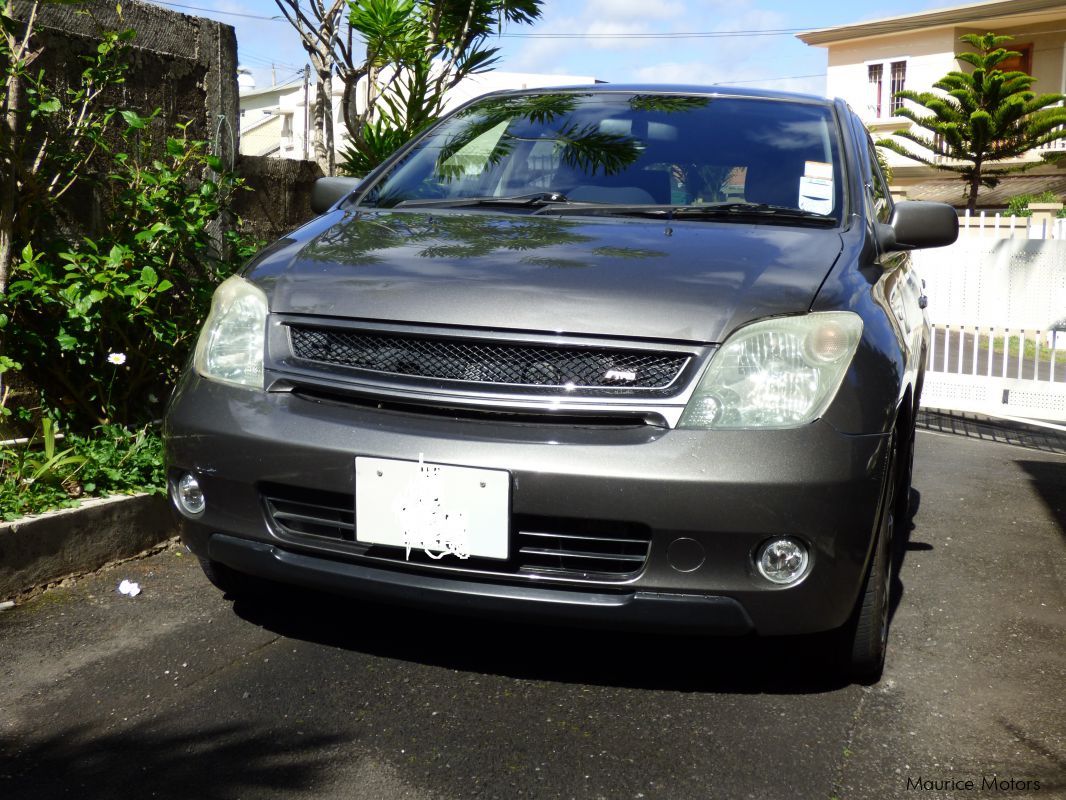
[865,138,892,223]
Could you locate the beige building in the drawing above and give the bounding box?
[798,0,1066,206]
[238,71,601,162]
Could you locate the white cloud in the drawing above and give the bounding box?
[583,0,685,19]
[632,60,824,95]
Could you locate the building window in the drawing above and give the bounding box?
[890,61,906,114]
[998,43,1033,76]
[868,64,883,118]
[866,59,907,119]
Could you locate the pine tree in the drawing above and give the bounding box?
[877,33,1066,212]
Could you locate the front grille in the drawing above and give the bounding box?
[288,326,688,391]
[261,485,651,581]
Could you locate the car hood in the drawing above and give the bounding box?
[249,209,844,343]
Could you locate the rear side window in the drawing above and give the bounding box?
[363,93,846,223]
[865,137,892,223]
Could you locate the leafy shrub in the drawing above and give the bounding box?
[339,118,416,177]
[0,419,85,519]
[66,423,165,497]
[4,117,258,429]
[2,9,260,431]
[1005,190,1063,217]
[0,423,165,521]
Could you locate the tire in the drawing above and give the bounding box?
[896,377,922,524]
[198,557,264,599]
[846,432,897,684]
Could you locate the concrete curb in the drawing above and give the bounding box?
[0,493,177,602]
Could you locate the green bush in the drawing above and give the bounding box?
[2,9,260,431]
[4,115,258,430]
[1005,190,1064,218]
[339,118,419,177]
[0,423,165,521]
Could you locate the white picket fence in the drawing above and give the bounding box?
[913,216,1066,422]
[957,209,1066,240]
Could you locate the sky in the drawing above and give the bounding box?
[145,0,951,95]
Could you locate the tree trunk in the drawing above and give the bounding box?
[1,44,22,293]
[966,165,982,214]
[309,45,337,175]
[322,68,335,176]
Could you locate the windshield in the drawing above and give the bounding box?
[359,92,846,224]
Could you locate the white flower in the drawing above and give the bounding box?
[107,352,126,365]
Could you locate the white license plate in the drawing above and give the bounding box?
[354,457,510,560]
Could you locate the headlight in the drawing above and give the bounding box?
[192,275,267,389]
[678,312,862,429]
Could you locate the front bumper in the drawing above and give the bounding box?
[208,533,754,633]
[166,374,891,636]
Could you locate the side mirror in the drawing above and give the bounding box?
[879,200,959,251]
[311,177,364,214]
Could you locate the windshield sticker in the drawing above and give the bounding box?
[799,161,834,215]
[804,160,833,181]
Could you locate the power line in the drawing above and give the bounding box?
[146,3,825,86]
[147,4,815,37]
[497,28,810,39]
[718,72,826,85]
[239,52,303,70]
[148,1,284,21]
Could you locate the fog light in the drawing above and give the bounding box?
[756,538,809,584]
[176,472,205,515]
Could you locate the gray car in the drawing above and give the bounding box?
[165,86,958,682]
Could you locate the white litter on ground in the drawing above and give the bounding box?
[117,579,141,597]
[0,600,14,611]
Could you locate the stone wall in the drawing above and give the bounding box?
[13,0,239,158]
[234,156,323,245]
[10,2,319,249]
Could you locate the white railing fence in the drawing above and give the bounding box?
[913,217,1066,422]
[958,209,1066,240]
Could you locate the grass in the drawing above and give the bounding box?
[984,334,1066,366]
[969,334,1066,364]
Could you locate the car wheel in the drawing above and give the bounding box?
[897,379,922,524]
[198,557,264,599]
[846,432,897,684]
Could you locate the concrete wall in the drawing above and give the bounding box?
[14,0,240,163]
[9,2,319,269]
[233,156,323,245]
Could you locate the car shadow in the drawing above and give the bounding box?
[230,584,853,696]
[889,487,927,622]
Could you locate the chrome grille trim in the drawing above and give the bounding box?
[515,527,651,575]
[261,485,652,581]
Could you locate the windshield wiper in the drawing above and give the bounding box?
[667,202,836,223]
[537,201,836,225]
[393,191,573,209]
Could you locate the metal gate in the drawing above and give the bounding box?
[913,214,1066,422]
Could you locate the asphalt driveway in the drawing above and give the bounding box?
[1,430,1064,800]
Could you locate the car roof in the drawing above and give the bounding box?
[475,83,836,107]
